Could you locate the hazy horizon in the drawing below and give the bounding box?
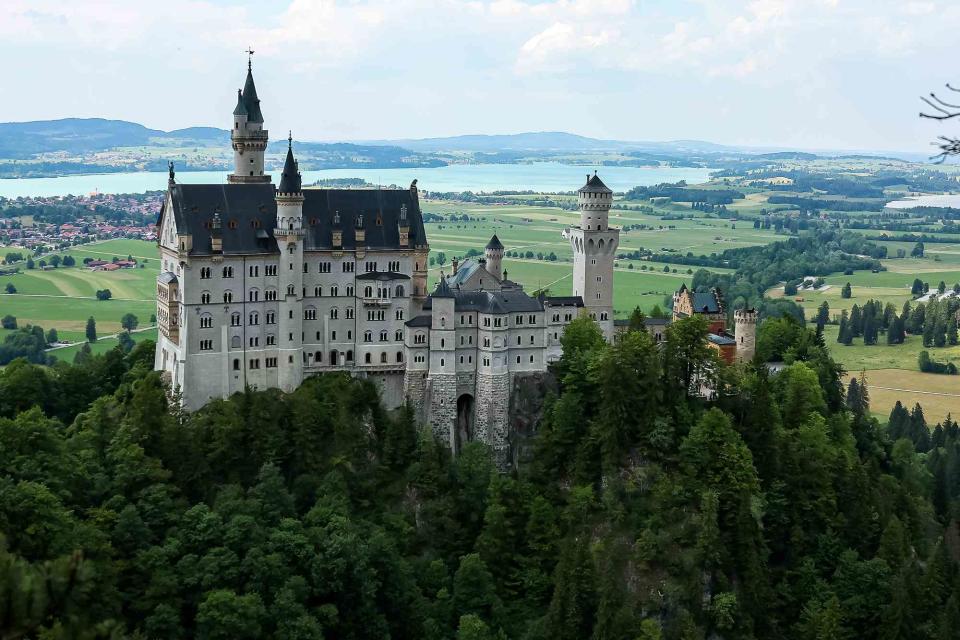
[3,0,960,155]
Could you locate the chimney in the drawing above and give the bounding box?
[452,257,459,275]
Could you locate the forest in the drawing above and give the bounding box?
[1,315,959,639]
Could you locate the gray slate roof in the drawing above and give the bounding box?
[707,333,736,346]
[692,291,721,314]
[423,287,545,314]
[241,63,264,123]
[542,295,584,307]
[356,271,410,281]
[278,141,301,194]
[161,183,427,256]
[578,172,612,194]
[486,234,504,250]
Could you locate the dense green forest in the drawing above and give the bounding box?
[1,316,960,639]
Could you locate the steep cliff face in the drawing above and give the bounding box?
[507,371,558,467]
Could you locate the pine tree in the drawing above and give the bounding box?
[85,316,97,343]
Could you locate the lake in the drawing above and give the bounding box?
[887,194,960,209]
[0,163,712,198]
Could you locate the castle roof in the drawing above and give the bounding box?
[707,333,736,346]
[578,171,612,194]
[692,291,721,314]
[356,271,410,281]
[241,61,264,123]
[486,234,504,250]
[232,89,247,117]
[277,137,301,194]
[542,295,584,307]
[432,278,455,298]
[159,182,426,256]
[423,287,545,314]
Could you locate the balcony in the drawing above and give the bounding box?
[362,297,392,307]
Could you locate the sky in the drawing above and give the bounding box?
[2,0,960,153]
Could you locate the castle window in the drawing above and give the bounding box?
[415,333,426,344]
[365,353,372,364]
[231,312,241,326]
[249,358,260,369]
[395,330,403,341]
[380,330,388,341]
[222,266,233,278]
[364,331,372,342]
[200,339,213,351]
[397,352,403,363]
[287,284,295,295]
[345,307,353,319]
[229,220,238,229]
[315,286,322,297]
[314,351,322,362]
[249,336,259,347]
[395,285,404,297]
[266,357,277,368]
[200,315,212,328]
[304,308,317,321]
[517,356,521,364]
[201,292,211,304]
[346,350,354,362]
[266,312,276,324]
[267,334,276,345]
[265,265,278,276]
[331,308,339,319]
[381,352,387,363]
[249,312,259,325]
[530,335,535,344]
[440,338,445,348]
[200,267,211,279]
[331,330,337,340]
[517,336,521,345]
[330,350,338,364]
[395,309,404,320]
[331,285,339,297]
[233,358,240,371]
[440,359,445,367]
[248,289,259,302]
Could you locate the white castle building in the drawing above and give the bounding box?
[157,58,733,459]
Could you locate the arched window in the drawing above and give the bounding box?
[396,351,403,363]
[315,286,322,297]
[380,352,387,363]
[395,329,403,341]
[364,286,373,297]
[201,291,211,304]
[395,285,405,297]
[233,358,240,370]
[330,350,338,365]
[248,288,259,302]
[346,285,354,297]
[346,350,354,362]
[231,312,241,326]
[248,312,259,325]
[231,335,241,349]
[314,351,322,362]
[223,291,233,303]
[365,353,372,364]
[331,285,339,297]
[286,284,295,296]
[380,330,388,341]
[364,330,372,342]
[222,266,233,278]
[330,307,339,319]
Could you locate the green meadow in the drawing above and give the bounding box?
[1,239,159,349]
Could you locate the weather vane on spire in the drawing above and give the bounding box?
[246,46,255,68]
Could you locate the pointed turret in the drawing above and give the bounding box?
[228,56,269,184]
[277,133,301,194]
[484,234,504,280]
[241,58,264,123]
[233,89,247,117]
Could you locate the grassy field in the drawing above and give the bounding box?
[845,369,960,427]
[1,239,159,347]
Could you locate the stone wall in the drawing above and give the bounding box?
[475,372,510,465]
[403,370,429,424]
[427,373,457,449]
[508,371,558,467]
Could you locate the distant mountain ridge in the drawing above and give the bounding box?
[0,118,924,163]
[358,131,736,154]
[0,118,230,158]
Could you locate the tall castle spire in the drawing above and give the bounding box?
[228,54,270,184]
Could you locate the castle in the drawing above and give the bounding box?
[154,58,754,459]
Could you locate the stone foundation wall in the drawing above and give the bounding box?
[427,373,457,449]
[404,371,429,424]
[475,372,510,464]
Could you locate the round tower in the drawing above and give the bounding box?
[734,309,758,363]
[228,55,270,184]
[485,234,504,280]
[578,170,613,231]
[274,135,305,393]
[570,171,618,340]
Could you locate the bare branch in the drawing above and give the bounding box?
[930,136,960,163]
[947,83,960,93]
[920,94,960,120]
[931,94,960,110]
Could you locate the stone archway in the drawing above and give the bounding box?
[456,393,475,452]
